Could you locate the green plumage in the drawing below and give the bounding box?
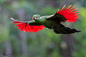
[15,14,80,34]
[31,14,80,34]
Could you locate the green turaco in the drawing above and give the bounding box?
[10,5,81,34]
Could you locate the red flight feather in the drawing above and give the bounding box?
[57,5,79,22]
[10,18,45,32]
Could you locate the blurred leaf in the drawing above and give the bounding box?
[42,6,58,15]
[0,25,8,42]
[0,0,6,4]
[51,51,61,57]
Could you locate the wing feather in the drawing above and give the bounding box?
[57,5,79,22]
[10,18,46,32]
[46,5,79,23]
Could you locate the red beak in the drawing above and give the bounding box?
[32,18,35,20]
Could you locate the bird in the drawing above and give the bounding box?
[10,5,81,34]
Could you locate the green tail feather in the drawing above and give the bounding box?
[53,24,81,34]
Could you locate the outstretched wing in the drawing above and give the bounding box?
[53,24,81,34]
[46,5,79,23]
[10,18,46,32]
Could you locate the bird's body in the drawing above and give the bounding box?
[34,16,57,29]
[11,5,81,34]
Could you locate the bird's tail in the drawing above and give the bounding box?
[53,24,81,34]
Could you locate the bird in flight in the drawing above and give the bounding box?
[10,5,81,34]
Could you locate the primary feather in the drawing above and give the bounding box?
[57,5,79,22]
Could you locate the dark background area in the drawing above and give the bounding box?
[0,0,86,57]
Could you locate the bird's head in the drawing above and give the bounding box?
[32,14,40,20]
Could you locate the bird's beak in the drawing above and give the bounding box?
[32,18,35,20]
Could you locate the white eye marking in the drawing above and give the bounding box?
[40,17,41,19]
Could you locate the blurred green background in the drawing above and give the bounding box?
[0,0,86,57]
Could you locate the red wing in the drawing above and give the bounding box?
[11,18,46,32]
[57,5,79,22]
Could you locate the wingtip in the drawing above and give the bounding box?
[10,17,14,20]
[10,17,18,21]
[60,5,66,11]
[66,5,72,9]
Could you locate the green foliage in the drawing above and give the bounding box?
[0,25,8,42]
[42,6,58,15]
[80,7,86,25]
[74,7,86,57]
[51,51,61,57]
[10,1,37,13]
[0,0,6,4]
[0,0,86,57]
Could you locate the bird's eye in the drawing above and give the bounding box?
[32,18,35,20]
[36,16,38,18]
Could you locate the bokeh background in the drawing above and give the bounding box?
[0,0,86,57]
